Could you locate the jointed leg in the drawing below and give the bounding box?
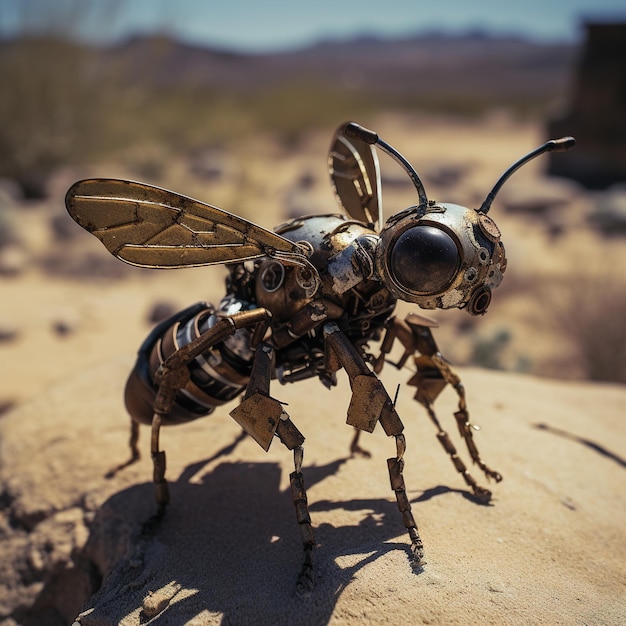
[229,338,315,590]
[378,314,502,500]
[428,353,502,486]
[150,414,169,519]
[324,322,423,563]
[289,445,315,593]
[142,364,188,532]
[349,428,371,458]
[388,433,425,566]
[130,419,140,462]
[104,419,141,479]
[421,395,492,502]
[409,352,500,502]
[143,309,272,524]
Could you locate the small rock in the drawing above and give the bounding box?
[51,309,82,337]
[0,326,19,343]
[142,583,181,618]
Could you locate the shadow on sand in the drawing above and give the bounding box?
[74,432,486,625]
[534,422,626,470]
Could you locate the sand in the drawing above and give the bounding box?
[0,115,625,625]
[1,355,625,625]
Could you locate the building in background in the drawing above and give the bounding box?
[548,22,626,189]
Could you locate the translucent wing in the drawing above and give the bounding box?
[65,178,308,269]
[328,121,383,230]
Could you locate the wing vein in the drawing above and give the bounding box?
[66,178,313,271]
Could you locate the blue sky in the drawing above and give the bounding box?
[2,0,626,51]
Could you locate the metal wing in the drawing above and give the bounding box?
[65,178,309,269]
[328,121,383,230]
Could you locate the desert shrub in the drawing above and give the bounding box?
[0,1,126,198]
[0,2,572,201]
[0,37,92,197]
[552,274,626,383]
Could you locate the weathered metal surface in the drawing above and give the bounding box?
[229,392,283,451]
[328,121,382,228]
[66,178,311,269]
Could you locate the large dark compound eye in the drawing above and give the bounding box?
[389,225,460,294]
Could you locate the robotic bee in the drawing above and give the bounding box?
[65,122,574,586]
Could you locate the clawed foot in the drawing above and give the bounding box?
[407,527,426,570]
[487,469,503,483]
[410,544,426,570]
[141,505,167,536]
[473,468,502,502]
[296,563,314,596]
[472,486,492,504]
[295,547,314,596]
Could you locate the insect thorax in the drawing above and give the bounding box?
[222,214,397,385]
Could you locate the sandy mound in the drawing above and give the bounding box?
[1,115,625,625]
[1,355,624,625]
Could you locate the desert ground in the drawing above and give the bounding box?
[0,114,625,624]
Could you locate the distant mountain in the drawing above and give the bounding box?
[103,32,578,101]
[0,31,580,197]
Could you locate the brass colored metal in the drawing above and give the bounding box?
[398,320,502,501]
[328,122,382,228]
[243,343,273,398]
[395,489,411,512]
[387,434,424,565]
[229,343,287,450]
[346,375,387,432]
[275,417,305,450]
[65,178,311,270]
[65,121,574,585]
[323,322,369,379]
[378,399,404,437]
[454,410,503,483]
[324,322,402,435]
[140,309,280,523]
[387,457,406,491]
[271,299,344,349]
[229,393,283,451]
[374,314,438,373]
[323,335,342,373]
[408,356,448,406]
[148,413,169,521]
[129,420,140,461]
[290,446,316,594]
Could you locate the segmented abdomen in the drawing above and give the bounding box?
[125,301,254,425]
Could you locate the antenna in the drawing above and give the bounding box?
[345,122,429,209]
[478,136,576,214]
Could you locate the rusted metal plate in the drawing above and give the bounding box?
[229,392,283,451]
[346,374,387,432]
[408,356,447,405]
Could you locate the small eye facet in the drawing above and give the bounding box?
[389,225,460,295]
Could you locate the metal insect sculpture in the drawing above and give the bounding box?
[65,122,574,588]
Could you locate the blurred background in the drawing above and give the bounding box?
[1,0,626,416]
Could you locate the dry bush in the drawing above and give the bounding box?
[551,272,626,383]
[0,37,94,197]
[0,1,128,198]
[2,3,567,202]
